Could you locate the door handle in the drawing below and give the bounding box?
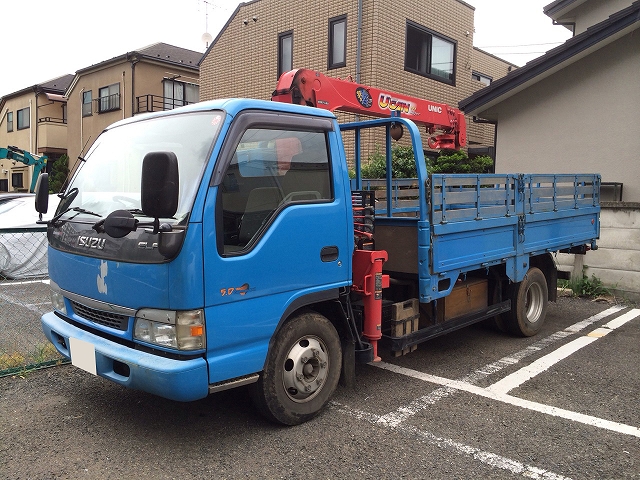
[320,246,339,262]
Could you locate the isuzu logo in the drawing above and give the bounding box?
[78,236,106,250]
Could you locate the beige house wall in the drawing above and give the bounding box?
[200,0,512,156]
[67,61,199,163]
[67,64,131,163]
[0,92,61,191]
[1,93,37,153]
[37,123,67,152]
[472,48,513,81]
[486,33,640,202]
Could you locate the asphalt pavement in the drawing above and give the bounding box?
[1,296,638,479]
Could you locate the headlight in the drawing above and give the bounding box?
[50,282,67,315]
[134,309,205,351]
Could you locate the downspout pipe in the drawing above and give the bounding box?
[80,88,84,152]
[33,87,39,155]
[128,53,140,116]
[356,0,362,84]
[472,116,498,172]
[355,0,363,125]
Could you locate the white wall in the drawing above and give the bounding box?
[492,33,640,201]
[571,0,634,35]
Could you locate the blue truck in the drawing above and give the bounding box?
[35,70,600,425]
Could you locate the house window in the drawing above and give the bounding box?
[472,71,492,86]
[163,79,199,110]
[404,21,456,84]
[12,172,24,189]
[6,112,12,132]
[98,83,120,113]
[278,31,293,78]
[17,108,30,130]
[328,15,347,69]
[62,104,68,124]
[82,91,92,117]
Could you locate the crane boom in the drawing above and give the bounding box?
[0,145,48,193]
[272,68,466,150]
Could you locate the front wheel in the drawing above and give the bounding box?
[249,311,342,425]
[505,267,548,337]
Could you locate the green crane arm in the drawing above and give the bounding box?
[0,145,48,193]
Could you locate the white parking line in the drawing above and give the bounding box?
[375,305,625,427]
[333,305,635,478]
[0,279,50,286]
[373,362,640,438]
[331,401,573,480]
[487,309,640,395]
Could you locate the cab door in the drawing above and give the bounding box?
[202,111,352,383]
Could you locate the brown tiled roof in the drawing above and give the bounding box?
[136,42,203,67]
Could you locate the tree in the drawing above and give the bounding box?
[49,154,69,193]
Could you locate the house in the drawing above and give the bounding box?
[459,0,640,298]
[0,75,73,192]
[65,43,202,164]
[199,0,517,158]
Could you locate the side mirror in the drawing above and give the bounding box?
[34,173,50,214]
[141,152,179,219]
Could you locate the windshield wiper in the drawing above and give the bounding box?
[51,206,102,226]
[126,208,177,220]
[126,208,147,216]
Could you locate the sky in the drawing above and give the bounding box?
[0,0,572,98]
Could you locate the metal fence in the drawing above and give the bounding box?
[0,228,65,376]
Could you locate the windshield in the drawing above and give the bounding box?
[60,111,223,223]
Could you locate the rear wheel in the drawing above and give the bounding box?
[249,311,342,425]
[505,267,548,337]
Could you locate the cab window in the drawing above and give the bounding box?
[219,128,331,253]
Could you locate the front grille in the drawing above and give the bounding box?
[71,301,129,331]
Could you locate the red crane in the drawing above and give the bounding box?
[272,68,467,150]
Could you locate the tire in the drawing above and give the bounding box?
[249,311,342,425]
[505,267,548,337]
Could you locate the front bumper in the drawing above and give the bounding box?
[41,312,209,402]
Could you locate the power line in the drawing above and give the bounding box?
[477,41,564,48]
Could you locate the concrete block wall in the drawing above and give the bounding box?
[557,205,640,301]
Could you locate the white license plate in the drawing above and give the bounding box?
[69,337,97,375]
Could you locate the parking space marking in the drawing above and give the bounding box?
[487,309,640,395]
[373,361,640,438]
[331,401,573,480]
[0,279,50,286]
[375,305,625,427]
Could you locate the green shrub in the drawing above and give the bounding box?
[429,151,493,174]
[559,272,610,298]
[359,145,418,179]
[357,146,493,179]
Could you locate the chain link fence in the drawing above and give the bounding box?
[0,227,65,376]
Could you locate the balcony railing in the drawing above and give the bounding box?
[135,95,195,114]
[97,94,121,113]
[38,117,67,124]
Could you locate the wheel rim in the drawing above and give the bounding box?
[281,335,329,403]
[525,282,545,323]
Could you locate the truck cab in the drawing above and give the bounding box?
[40,99,353,424]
